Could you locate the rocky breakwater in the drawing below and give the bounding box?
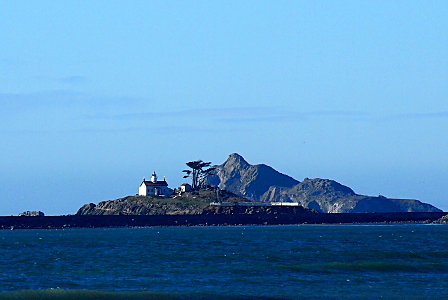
[203,204,316,215]
[432,214,448,224]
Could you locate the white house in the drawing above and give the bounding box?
[138,171,172,196]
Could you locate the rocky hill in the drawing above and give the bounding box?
[260,178,441,213]
[77,190,247,215]
[206,153,299,200]
[207,154,442,213]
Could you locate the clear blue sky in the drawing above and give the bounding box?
[1,1,447,215]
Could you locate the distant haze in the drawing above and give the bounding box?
[1,1,447,215]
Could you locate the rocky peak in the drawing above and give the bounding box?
[206,153,300,200]
[222,153,250,171]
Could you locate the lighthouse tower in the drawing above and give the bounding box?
[151,171,157,183]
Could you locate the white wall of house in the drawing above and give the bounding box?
[138,183,147,196]
[139,182,171,196]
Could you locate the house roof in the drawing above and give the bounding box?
[181,183,191,186]
[142,180,168,187]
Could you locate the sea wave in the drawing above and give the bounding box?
[0,289,289,300]
[276,261,448,273]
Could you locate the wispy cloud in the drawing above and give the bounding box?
[1,89,370,124]
[381,111,448,121]
[58,75,89,84]
[86,111,170,120]
[216,110,369,123]
[0,91,144,115]
[1,90,377,133]
[0,58,31,71]
[2,124,237,136]
[0,90,80,113]
[87,106,369,124]
[88,107,273,120]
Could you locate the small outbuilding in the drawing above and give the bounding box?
[180,183,191,192]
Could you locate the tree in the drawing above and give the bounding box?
[182,160,215,190]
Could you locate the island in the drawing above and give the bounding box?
[2,153,446,229]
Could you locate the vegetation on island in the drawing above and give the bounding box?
[182,160,216,190]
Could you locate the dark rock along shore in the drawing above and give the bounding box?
[2,212,448,230]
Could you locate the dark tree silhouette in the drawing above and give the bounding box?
[182,160,215,190]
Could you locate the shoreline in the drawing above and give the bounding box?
[1,212,447,229]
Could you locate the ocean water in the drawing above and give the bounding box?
[1,224,448,300]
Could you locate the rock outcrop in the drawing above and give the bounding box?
[432,214,448,224]
[18,211,45,217]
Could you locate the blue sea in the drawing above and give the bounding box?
[1,224,448,299]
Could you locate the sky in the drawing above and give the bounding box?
[1,1,447,215]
